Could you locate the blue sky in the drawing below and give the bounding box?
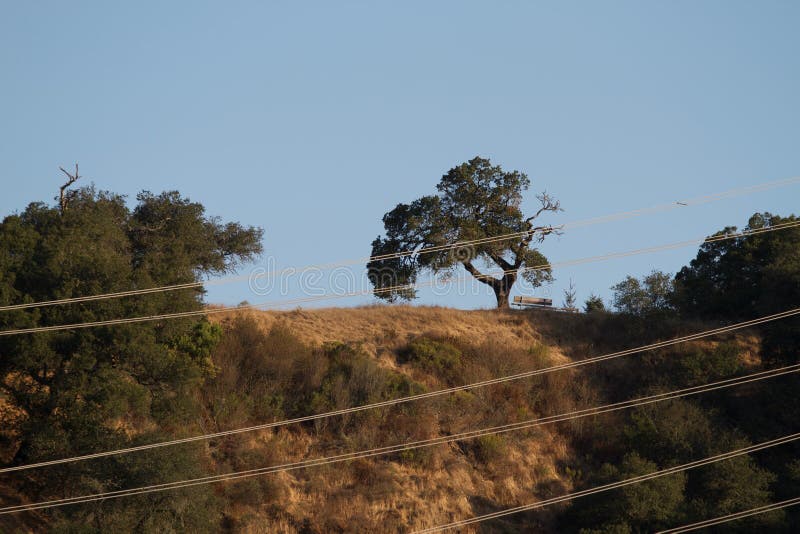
[2,1,798,310]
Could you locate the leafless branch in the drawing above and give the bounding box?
[58,163,81,212]
[524,191,562,225]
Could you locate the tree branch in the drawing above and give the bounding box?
[487,252,514,272]
[462,260,499,287]
[511,191,564,266]
[524,191,561,225]
[59,163,81,213]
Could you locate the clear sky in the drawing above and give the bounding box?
[2,1,798,310]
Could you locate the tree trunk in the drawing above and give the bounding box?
[494,286,510,308]
[492,272,517,309]
[462,260,517,309]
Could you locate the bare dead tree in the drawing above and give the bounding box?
[59,164,81,213]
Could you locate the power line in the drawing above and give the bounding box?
[1,175,797,313]
[656,496,800,533]
[1,219,798,337]
[2,306,798,474]
[1,364,796,514]
[413,432,800,533]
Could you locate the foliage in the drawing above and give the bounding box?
[367,157,560,307]
[673,212,799,319]
[611,270,674,317]
[398,337,463,382]
[572,453,686,533]
[673,212,800,363]
[688,456,781,531]
[0,185,262,530]
[584,293,606,313]
[472,434,507,463]
[562,395,783,533]
[673,342,741,385]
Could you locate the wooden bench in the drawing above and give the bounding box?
[512,296,553,308]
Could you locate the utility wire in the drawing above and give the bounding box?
[1,176,797,313]
[1,219,798,337]
[3,306,799,475]
[656,496,800,533]
[413,432,800,533]
[2,307,798,474]
[1,365,797,514]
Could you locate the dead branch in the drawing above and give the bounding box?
[524,191,562,225]
[58,164,81,212]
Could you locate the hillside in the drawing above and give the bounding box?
[1,305,768,533]
[196,305,761,533]
[205,306,576,532]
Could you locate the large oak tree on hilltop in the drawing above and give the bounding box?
[367,157,560,308]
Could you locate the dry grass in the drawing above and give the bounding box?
[1,305,765,532]
[210,305,571,364]
[203,305,766,532]
[198,305,759,533]
[203,305,588,532]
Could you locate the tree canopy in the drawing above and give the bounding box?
[673,212,800,363]
[611,270,675,317]
[0,183,262,531]
[367,157,560,308]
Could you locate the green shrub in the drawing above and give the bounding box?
[584,294,606,313]
[472,434,506,463]
[399,444,439,469]
[399,337,463,380]
[675,342,741,385]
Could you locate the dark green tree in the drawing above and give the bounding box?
[673,212,800,363]
[564,399,782,533]
[0,174,263,531]
[584,293,606,313]
[570,453,687,533]
[611,270,674,317]
[367,157,560,308]
[624,401,781,531]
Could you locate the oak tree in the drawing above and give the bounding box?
[367,157,560,308]
[0,174,263,531]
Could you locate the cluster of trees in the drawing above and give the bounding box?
[358,169,800,531]
[585,212,798,316]
[0,179,262,531]
[595,212,800,364]
[555,212,800,532]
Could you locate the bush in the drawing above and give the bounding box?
[566,453,686,533]
[675,342,741,385]
[398,337,463,382]
[472,434,507,463]
[584,294,606,313]
[207,318,328,424]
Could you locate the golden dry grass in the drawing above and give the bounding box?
[210,304,570,364]
[202,306,602,532]
[1,305,765,533]
[205,304,764,533]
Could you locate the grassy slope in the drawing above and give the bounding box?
[208,306,574,533]
[205,306,760,533]
[1,306,760,533]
